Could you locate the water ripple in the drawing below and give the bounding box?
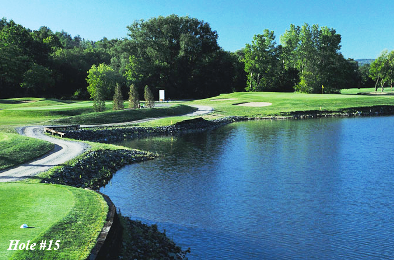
[101,117,394,259]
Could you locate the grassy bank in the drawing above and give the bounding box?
[0,183,107,260]
[22,141,188,259]
[23,141,156,189]
[0,133,54,171]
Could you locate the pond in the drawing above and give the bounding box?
[100,116,394,259]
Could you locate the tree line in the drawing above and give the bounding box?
[0,18,113,99]
[243,24,362,94]
[0,15,386,101]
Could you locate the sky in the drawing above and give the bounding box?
[2,0,394,59]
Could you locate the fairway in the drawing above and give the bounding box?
[190,91,394,117]
[0,97,195,126]
[0,183,108,259]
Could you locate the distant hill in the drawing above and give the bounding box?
[356,59,375,66]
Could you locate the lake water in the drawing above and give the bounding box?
[100,116,394,259]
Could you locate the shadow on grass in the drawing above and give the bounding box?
[0,156,21,171]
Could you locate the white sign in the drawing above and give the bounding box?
[159,90,165,101]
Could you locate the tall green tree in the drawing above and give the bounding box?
[369,50,394,91]
[107,38,132,77]
[30,26,61,66]
[243,30,299,92]
[388,51,394,90]
[87,63,119,111]
[280,23,346,93]
[51,46,111,97]
[0,19,33,97]
[244,30,279,91]
[359,63,375,88]
[229,50,248,92]
[20,63,55,96]
[125,14,237,99]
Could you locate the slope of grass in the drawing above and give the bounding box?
[0,133,54,171]
[0,183,107,260]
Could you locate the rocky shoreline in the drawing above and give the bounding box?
[62,105,394,143]
[62,116,247,143]
[284,105,394,119]
[41,149,157,190]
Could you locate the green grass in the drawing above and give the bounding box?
[341,87,394,95]
[0,133,54,171]
[0,183,108,260]
[2,91,394,127]
[0,98,64,110]
[0,101,95,126]
[0,97,195,126]
[188,91,394,117]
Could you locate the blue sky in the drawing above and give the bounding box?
[2,0,393,59]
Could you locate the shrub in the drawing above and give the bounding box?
[113,83,124,110]
[128,84,139,109]
[93,87,106,112]
[144,85,155,108]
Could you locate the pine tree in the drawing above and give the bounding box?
[128,84,139,109]
[144,85,155,108]
[113,83,124,110]
[93,86,105,112]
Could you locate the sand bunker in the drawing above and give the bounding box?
[236,102,272,107]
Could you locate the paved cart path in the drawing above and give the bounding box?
[0,126,89,182]
[0,105,213,182]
